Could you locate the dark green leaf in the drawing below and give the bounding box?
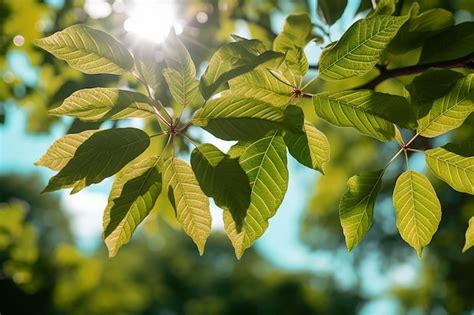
[40,128,150,193]
[317,0,347,26]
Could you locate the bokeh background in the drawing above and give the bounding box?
[0,0,473,314]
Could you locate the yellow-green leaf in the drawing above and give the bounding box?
[425,143,474,195]
[340,170,384,251]
[163,157,211,255]
[417,74,474,138]
[103,156,162,257]
[284,120,330,173]
[49,88,156,121]
[224,132,288,258]
[463,217,474,252]
[34,25,133,75]
[319,15,408,80]
[393,170,442,256]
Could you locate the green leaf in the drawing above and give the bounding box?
[103,156,162,257]
[35,130,97,171]
[339,169,384,251]
[317,0,347,26]
[389,8,453,54]
[417,74,474,138]
[393,170,442,256]
[34,25,133,75]
[406,69,464,119]
[200,39,284,99]
[49,88,156,121]
[274,13,312,79]
[191,144,251,230]
[229,68,293,107]
[163,31,202,108]
[425,143,474,195]
[420,22,474,64]
[313,90,414,141]
[463,217,474,252]
[163,157,211,255]
[318,15,408,80]
[40,128,150,194]
[284,120,330,173]
[223,132,288,258]
[132,43,164,96]
[193,95,303,140]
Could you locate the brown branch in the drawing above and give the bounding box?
[357,53,474,89]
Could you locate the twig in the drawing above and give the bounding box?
[357,53,474,89]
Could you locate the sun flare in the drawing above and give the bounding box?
[123,0,183,43]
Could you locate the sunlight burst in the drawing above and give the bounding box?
[123,0,183,43]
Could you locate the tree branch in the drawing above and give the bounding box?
[357,53,474,89]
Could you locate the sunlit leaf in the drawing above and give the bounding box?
[340,169,384,251]
[274,13,312,79]
[284,120,330,173]
[425,143,474,195]
[200,39,284,99]
[49,88,156,121]
[312,90,419,141]
[103,156,162,257]
[35,130,97,171]
[34,25,133,74]
[393,170,442,256]
[417,74,474,138]
[163,31,202,108]
[163,157,211,255]
[224,132,288,258]
[463,217,474,252]
[229,68,293,107]
[318,15,408,80]
[193,95,303,140]
[40,128,150,194]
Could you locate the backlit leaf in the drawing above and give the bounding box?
[200,39,284,99]
[340,169,384,251]
[318,15,408,80]
[193,95,303,140]
[224,132,288,258]
[284,120,330,173]
[417,74,474,138]
[393,170,442,256]
[49,88,156,121]
[103,156,162,257]
[463,217,474,252]
[34,25,133,74]
[425,143,474,195]
[163,157,211,255]
[40,128,150,194]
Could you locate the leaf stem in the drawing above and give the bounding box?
[384,148,404,170]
